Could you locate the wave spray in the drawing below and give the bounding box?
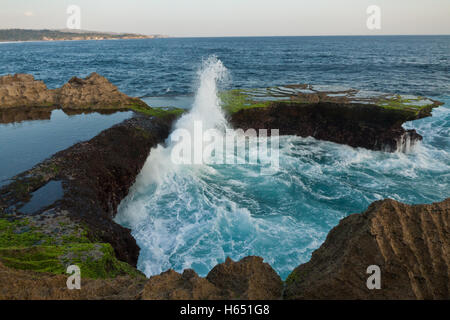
[130,56,229,191]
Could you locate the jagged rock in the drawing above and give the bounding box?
[284,198,450,300]
[141,256,283,300]
[0,106,54,123]
[206,256,283,300]
[222,85,443,152]
[141,269,221,300]
[0,74,55,108]
[0,72,143,110]
[0,113,178,267]
[57,73,141,109]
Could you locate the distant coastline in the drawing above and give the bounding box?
[0,29,168,43]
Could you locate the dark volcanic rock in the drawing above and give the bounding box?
[230,102,424,152]
[56,114,176,265]
[284,198,450,300]
[222,85,443,152]
[0,113,178,266]
[141,256,283,300]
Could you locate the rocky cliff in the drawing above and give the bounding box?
[0,112,178,272]
[222,85,443,152]
[284,198,450,300]
[141,257,283,300]
[0,74,448,300]
[1,196,448,300]
[0,107,448,298]
[57,73,143,109]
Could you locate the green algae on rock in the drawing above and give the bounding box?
[221,84,443,152]
[0,112,179,278]
[221,84,442,116]
[0,216,144,279]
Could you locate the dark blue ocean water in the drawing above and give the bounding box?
[0,36,448,98]
[1,36,449,278]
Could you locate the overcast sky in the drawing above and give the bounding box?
[1,0,449,37]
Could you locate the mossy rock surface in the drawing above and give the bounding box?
[220,85,443,117]
[127,101,185,118]
[0,218,144,279]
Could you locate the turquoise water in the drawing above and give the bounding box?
[0,110,132,185]
[117,101,449,279]
[1,36,449,279]
[115,58,449,279]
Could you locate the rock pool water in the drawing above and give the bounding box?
[0,110,132,186]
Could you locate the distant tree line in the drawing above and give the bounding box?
[0,29,151,41]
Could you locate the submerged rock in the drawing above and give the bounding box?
[284,198,450,300]
[141,256,283,300]
[221,85,443,152]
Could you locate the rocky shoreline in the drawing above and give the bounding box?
[0,29,166,43]
[1,193,448,299]
[0,73,448,299]
[222,85,443,152]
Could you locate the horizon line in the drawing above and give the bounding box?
[0,28,449,38]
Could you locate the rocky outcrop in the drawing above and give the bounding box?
[141,257,283,300]
[206,256,283,299]
[222,85,443,152]
[0,112,178,269]
[230,102,424,152]
[1,194,448,299]
[0,74,55,108]
[141,269,222,300]
[0,72,145,110]
[0,74,448,300]
[57,73,142,109]
[284,198,450,300]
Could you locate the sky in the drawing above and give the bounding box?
[0,0,449,37]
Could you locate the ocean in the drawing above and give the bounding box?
[1,36,449,279]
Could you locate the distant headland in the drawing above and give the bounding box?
[0,29,167,42]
